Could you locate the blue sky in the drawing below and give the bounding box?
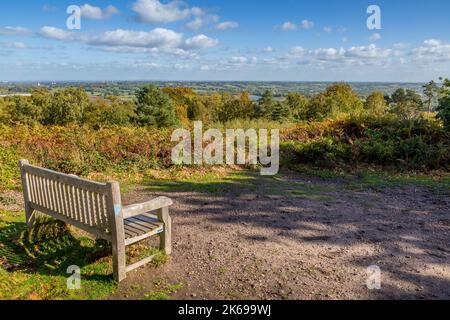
[0,0,449,81]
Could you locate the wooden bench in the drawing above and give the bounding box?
[19,160,173,282]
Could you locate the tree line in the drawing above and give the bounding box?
[0,80,449,129]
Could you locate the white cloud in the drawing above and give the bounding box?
[369,33,381,42]
[185,14,219,30]
[281,22,297,31]
[263,46,274,53]
[39,26,81,41]
[0,26,32,36]
[323,27,333,33]
[301,20,314,30]
[185,34,218,49]
[215,21,239,30]
[89,28,183,48]
[286,44,393,65]
[288,46,306,57]
[186,17,204,30]
[80,4,119,20]
[229,56,247,64]
[132,0,201,23]
[1,42,29,49]
[412,39,450,62]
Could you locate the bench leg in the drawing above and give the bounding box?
[157,207,172,255]
[112,240,126,282]
[25,207,36,228]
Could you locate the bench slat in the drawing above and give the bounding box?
[29,202,111,241]
[24,165,108,193]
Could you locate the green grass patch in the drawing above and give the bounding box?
[143,281,184,300]
[346,171,450,192]
[0,212,117,300]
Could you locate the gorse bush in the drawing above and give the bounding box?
[284,115,449,170]
[0,125,173,185]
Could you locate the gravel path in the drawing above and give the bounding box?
[113,173,450,300]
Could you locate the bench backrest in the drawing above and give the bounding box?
[20,160,118,240]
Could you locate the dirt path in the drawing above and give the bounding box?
[113,172,450,300]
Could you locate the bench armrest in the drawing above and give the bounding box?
[122,196,173,219]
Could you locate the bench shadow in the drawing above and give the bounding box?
[0,217,113,283]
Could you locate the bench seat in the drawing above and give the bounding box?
[124,214,164,245]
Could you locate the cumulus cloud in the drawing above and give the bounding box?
[80,4,119,20]
[89,28,183,48]
[323,27,333,33]
[39,26,81,41]
[301,20,314,30]
[288,46,306,57]
[411,39,450,62]
[215,21,239,30]
[132,0,202,23]
[186,17,204,30]
[281,21,297,31]
[185,14,219,30]
[185,34,218,49]
[263,46,274,53]
[369,33,381,42]
[0,26,32,36]
[286,44,393,66]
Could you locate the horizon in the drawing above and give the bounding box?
[0,80,429,84]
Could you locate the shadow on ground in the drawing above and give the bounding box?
[132,170,450,299]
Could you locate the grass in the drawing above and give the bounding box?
[0,210,168,300]
[346,171,450,192]
[0,212,117,300]
[143,281,184,300]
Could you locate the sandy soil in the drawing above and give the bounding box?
[113,173,450,300]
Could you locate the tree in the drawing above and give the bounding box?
[390,88,423,120]
[422,80,439,112]
[270,102,290,122]
[43,88,89,125]
[364,91,388,116]
[31,87,52,114]
[163,87,196,125]
[186,96,207,121]
[256,90,275,119]
[7,96,42,125]
[83,97,135,127]
[436,78,450,129]
[203,93,224,123]
[135,85,179,127]
[307,83,363,120]
[285,92,309,121]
